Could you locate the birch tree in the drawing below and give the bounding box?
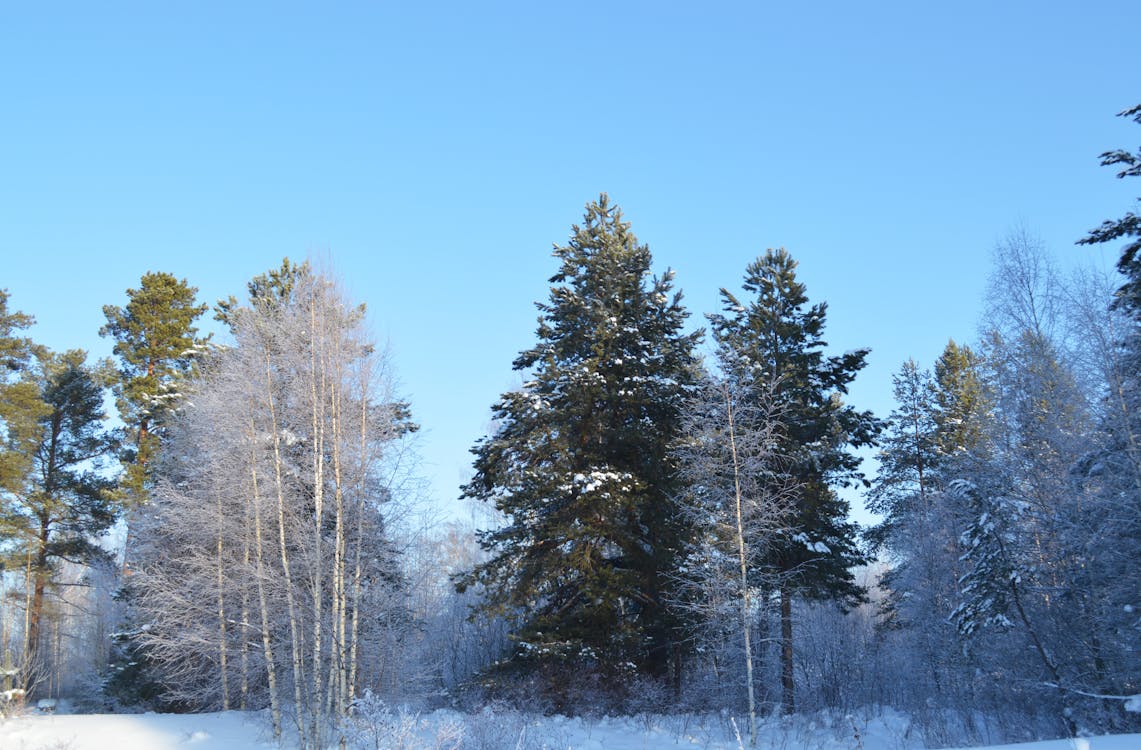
[675,374,794,743]
[131,263,416,746]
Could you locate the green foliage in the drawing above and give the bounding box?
[100,272,208,503]
[933,340,991,460]
[0,348,120,664]
[215,256,311,325]
[709,248,879,607]
[1078,103,1141,317]
[458,195,700,693]
[0,291,48,512]
[1,350,121,559]
[866,359,939,550]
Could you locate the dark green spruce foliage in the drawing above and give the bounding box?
[1078,103,1141,316]
[866,359,940,550]
[710,248,878,604]
[458,195,701,691]
[101,272,208,504]
[709,249,879,712]
[867,340,990,556]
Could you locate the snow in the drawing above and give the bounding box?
[0,710,274,749]
[1,708,1137,750]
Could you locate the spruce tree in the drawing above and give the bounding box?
[933,340,990,461]
[708,248,880,713]
[458,195,700,699]
[866,359,939,549]
[1078,103,1141,316]
[100,272,209,505]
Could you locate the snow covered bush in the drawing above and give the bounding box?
[343,691,462,750]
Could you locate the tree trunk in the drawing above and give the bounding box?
[216,494,230,711]
[263,350,307,748]
[726,386,757,744]
[26,525,50,672]
[247,438,281,739]
[780,583,795,715]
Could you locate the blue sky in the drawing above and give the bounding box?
[2,2,1136,523]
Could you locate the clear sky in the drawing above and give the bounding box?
[2,2,1136,524]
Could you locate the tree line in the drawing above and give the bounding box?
[1,105,1138,746]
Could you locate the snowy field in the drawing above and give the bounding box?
[1,707,1138,750]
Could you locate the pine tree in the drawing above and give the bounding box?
[100,272,209,505]
[457,195,700,700]
[0,291,46,523]
[0,349,120,682]
[708,248,880,714]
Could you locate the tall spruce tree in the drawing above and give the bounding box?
[708,248,880,714]
[458,195,700,699]
[100,272,208,506]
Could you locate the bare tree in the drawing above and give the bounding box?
[130,264,416,747]
[674,374,795,743]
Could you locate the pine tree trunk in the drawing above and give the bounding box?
[27,525,50,670]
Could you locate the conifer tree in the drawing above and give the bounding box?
[867,343,992,711]
[100,272,208,505]
[0,291,45,520]
[1078,103,1141,316]
[458,195,700,698]
[1076,110,1141,685]
[933,340,990,461]
[0,348,119,679]
[866,359,939,549]
[708,248,879,714]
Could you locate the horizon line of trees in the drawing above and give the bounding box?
[1,105,1137,746]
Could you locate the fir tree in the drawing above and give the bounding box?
[1078,103,1141,316]
[457,195,700,699]
[1076,109,1141,697]
[708,248,880,713]
[933,340,990,461]
[866,359,939,549]
[100,272,209,505]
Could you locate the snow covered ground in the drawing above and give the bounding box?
[1,707,1137,750]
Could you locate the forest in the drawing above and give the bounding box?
[1,106,1139,749]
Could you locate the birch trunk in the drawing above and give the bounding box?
[724,386,758,745]
[262,348,307,749]
[247,424,281,739]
